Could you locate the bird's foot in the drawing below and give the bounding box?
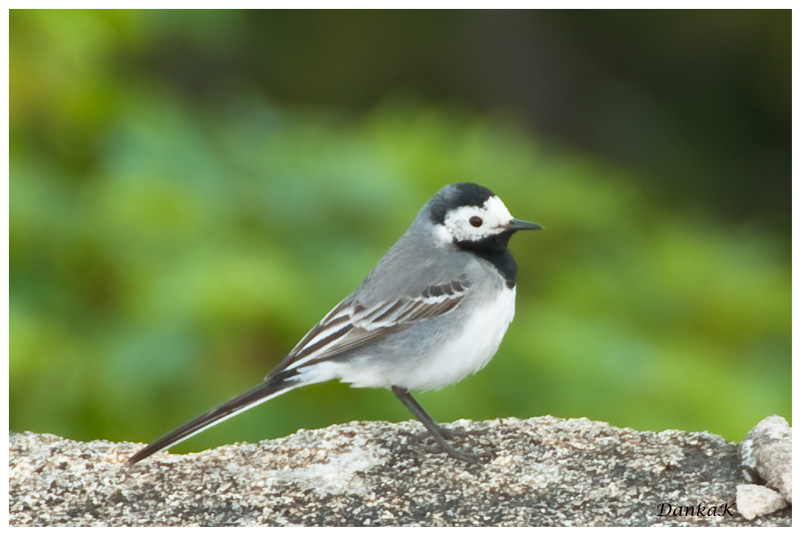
[415,429,494,464]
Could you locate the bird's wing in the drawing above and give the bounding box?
[271,276,472,376]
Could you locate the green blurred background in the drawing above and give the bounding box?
[10,10,790,452]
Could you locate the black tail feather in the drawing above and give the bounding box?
[127,376,296,465]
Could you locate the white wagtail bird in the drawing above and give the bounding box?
[128,182,541,465]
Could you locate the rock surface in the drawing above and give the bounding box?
[736,484,787,520]
[9,417,792,526]
[739,415,792,503]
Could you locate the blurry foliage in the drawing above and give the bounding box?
[9,10,790,452]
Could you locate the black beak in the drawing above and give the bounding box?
[505,218,543,231]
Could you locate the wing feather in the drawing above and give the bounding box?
[272,276,472,375]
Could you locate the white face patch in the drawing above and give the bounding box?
[439,195,516,243]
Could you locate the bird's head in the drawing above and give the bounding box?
[426,183,542,247]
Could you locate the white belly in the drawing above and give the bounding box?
[398,285,517,391]
[298,285,517,391]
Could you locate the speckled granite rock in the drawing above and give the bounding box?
[736,484,787,520]
[9,417,792,526]
[739,415,792,503]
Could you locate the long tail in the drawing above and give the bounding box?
[127,375,298,465]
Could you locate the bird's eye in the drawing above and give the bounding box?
[469,216,483,227]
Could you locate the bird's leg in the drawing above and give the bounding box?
[391,385,480,464]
